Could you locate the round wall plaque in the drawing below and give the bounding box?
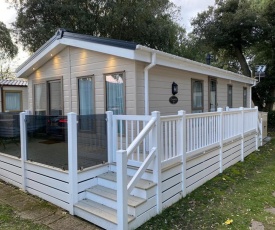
[169,95,178,104]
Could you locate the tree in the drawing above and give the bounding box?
[0,21,18,60]
[0,21,18,79]
[191,0,263,77]
[8,0,185,54]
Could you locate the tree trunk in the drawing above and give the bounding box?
[234,46,251,77]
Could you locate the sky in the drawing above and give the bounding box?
[0,0,215,69]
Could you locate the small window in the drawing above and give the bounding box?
[243,87,247,107]
[105,73,125,115]
[3,91,22,112]
[192,79,204,113]
[227,85,233,108]
[34,83,46,115]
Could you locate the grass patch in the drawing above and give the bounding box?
[0,204,49,230]
[139,134,275,230]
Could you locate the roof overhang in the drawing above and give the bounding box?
[16,30,256,86]
[135,45,256,85]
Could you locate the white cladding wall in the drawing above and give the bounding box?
[136,64,251,115]
[0,86,28,112]
[28,47,137,115]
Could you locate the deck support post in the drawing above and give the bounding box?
[68,112,78,215]
[117,150,128,230]
[217,108,223,173]
[240,107,244,162]
[20,112,27,191]
[106,111,113,163]
[152,111,162,214]
[178,110,186,197]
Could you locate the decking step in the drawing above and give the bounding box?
[98,171,156,190]
[87,185,146,208]
[75,199,135,224]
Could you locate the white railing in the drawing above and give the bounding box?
[115,111,162,230]
[186,112,221,153]
[223,110,242,140]
[160,112,184,163]
[112,114,152,164]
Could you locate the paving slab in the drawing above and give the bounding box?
[265,208,275,215]
[0,181,102,230]
[251,221,264,230]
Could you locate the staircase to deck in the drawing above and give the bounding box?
[74,169,157,230]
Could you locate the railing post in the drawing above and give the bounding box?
[106,111,113,163]
[113,116,118,162]
[151,111,162,213]
[217,108,223,173]
[240,107,244,162]
[20,112,27,191]
[68,112,78,215]
[255,106,259,150]
[117,150,128,230]
[178,110,186,197]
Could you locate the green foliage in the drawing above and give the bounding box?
[268,111,275,127]
[0,21,18,59]
[252,77,275,111]
[8,0,185,54]
[191,0,262,77]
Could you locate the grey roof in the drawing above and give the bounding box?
[61,30,138,50]
[0,79,28,86]
[16,28,138,73]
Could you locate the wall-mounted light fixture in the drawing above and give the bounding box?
[172,82,178,95]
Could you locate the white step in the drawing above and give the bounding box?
[74,199,134,230]
[97,172,156,199]
[86,185,146,216]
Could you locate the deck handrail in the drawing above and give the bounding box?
[116,111,161,230]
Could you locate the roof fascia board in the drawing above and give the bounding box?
[156,55,255,85]
[16,40,65,78]
[60,38,136,60]
[136,45,256,85]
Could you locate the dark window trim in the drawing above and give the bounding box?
[243,87,247,108]
[33,76,63,115]
[208,77,217,112]
[227,84,233,108]
[191,79,204,113]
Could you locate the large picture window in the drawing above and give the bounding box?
[3,91,22,112]
[105,73,125,115]
[192,79,204,113]
[227,85,233,108]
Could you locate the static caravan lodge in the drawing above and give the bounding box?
[16,29,256,116]
[11,29,261,230]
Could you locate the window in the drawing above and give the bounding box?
[33,79,63,115]
[209,78,217,112]
[78,77,94,130]
[48,80,62,115]
[227,85,233,108]
[243,87,247,107]
[78,77,94,115]
[192,79,204,113]
[3,91,22,112]
[105,73,125,115]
